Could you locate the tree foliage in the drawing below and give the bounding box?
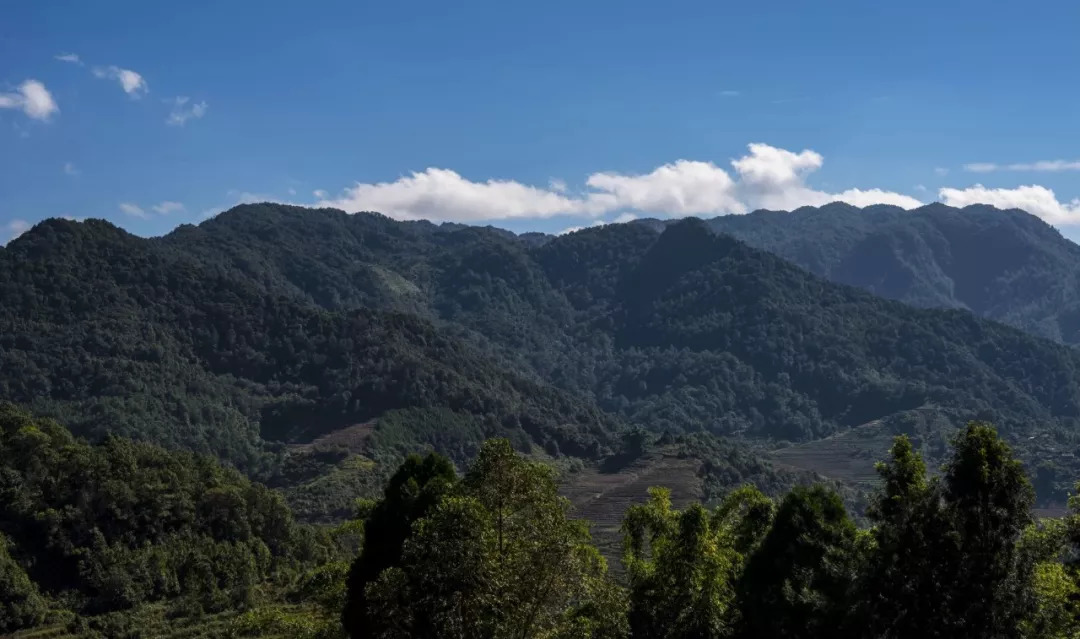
[351,439,626,638]
[0,402,333,632]
[621,486,773,638]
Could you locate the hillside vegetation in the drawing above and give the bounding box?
[7,406,1079,638]
[4,204,1080,503]
[704,202,1080,345]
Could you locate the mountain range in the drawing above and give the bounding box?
[3,202,1080,513]
[699,202,1080,345]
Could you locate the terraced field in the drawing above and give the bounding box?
[769,426,894,489]
[10,607,239,639]
[561,453,704,563]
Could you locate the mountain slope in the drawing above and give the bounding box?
[5,205,1080,503]
[703,202,1080,345]
[0,217,622,477]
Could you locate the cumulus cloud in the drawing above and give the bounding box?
[316,168,601,221]
[93,66,148,97]
[55,53,83,65]
[3,219,30,244]
[316,143,923,223]
[934,167,949,176]
[964,160,1080,173]
[587,160,744,215]
[165,96,207,126]
[0,80,59,121]
[939,184,1080,226]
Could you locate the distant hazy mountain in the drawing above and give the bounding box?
[700,202,1080,345]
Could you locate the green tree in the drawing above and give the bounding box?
[621,485,773,638]
[736,484,860,639]
[1017,482,1080,638]
[1018,516,1080,639]
[364,438,625,638]
[862,435,959,638]
[0,532,47,633]
[944,422,1036,638]
[342,452,457,636]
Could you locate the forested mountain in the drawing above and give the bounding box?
[8,204,1080,636]
[0,216,620,469]
[4,203,1080,504]
[701,202,1080,345]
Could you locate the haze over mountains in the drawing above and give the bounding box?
[3,202,1080,511]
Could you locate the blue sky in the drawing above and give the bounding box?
[4,0,1080,242]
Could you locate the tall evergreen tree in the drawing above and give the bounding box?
[342,452,457,637]
[944,423,1036,639]
[363,439,626,638]
[862,436,959,638]
[736,485,860,639]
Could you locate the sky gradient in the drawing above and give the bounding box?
[4,0,1080,241]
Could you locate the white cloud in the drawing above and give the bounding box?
[558,213,639,236]
[558,220,607,235]
[55,53,83,65]
[587,160,744,215]
[0,80,59,121]
[63,162,80,176]
[93,66,148,97]
[152,201,184,214]
[119,202,148,218]
[825,188,923,209]
[313,189,328,199]
[287,188,297,196]
[165,96,207,126]
[939,184,1080,226]
[315,143,923,222]
[316,168,599,221]
[964,160,1080,173]
[719,90,741,97]
[549,178,568,193]
[3,219,30,244]
[934,167,949,176]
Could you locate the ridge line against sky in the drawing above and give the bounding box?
[5,0,1080,243]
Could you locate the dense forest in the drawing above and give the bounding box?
[702,202,1080,346]
[5,203,1080,634]
[3,403,1079,637]
[4,204,1080,505]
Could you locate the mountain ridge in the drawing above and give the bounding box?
[5,203,1080,505]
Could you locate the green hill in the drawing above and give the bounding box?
[5,204,1080,503]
